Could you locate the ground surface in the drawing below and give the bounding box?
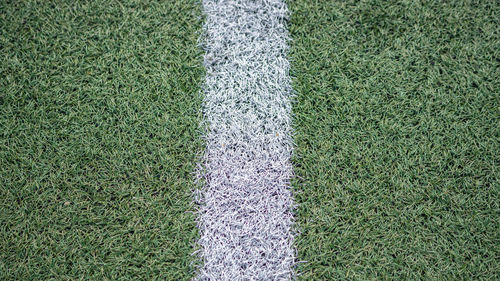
[0,1,203,280]
[290,0,499,279]
[1,0,499,280]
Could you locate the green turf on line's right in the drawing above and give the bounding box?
[0,1,203,279]
[290,0,499,279]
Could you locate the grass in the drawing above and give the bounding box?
[1,0,499,280]
[0,0,203,279]
[289,0,499,279]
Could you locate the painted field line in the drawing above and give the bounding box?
[194,0,296,280]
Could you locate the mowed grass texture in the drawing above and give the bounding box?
[0,1,203,279]
[290,0,499,279]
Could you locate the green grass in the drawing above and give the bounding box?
[1,0,499,280]
[0,0,203,279]
[289,0,499,279]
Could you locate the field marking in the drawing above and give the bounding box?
[195,0,296,279]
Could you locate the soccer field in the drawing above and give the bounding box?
[290,1,498,279]
[1,1,203,279]
[1,0,498,280]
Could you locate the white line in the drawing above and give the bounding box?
[195,0,295,280]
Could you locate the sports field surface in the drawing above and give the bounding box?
[1,1,203,279]
[290,1,498,279]
[1,0,498,280]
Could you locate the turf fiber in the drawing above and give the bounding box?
[289,0,499,279]
[1,0,499,280]
[195,0,295,279]
[0,0,203,280]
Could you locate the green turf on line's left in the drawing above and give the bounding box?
[0,1,203,279]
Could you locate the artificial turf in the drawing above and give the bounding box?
[289,0,499,279]
[0,0,203,279]
[1,0,499,280]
